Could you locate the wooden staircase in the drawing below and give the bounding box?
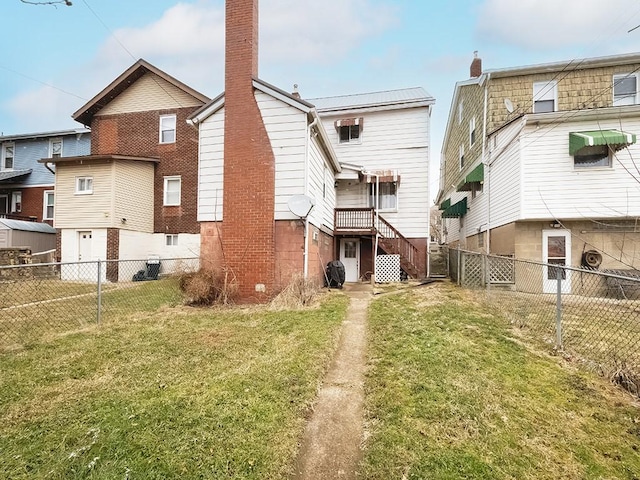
[376,215,421,278]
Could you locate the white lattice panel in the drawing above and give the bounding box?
[375,254,401,283]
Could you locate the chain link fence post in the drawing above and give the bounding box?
[555,265,563,350]
[97,260,102,325]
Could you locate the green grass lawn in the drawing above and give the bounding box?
[361,281,640,480]
[0,293,349,479]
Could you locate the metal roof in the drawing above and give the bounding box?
[308,87,434,112]
[0,219,56,233]
[0,128,89,142]
[0,169,32,182]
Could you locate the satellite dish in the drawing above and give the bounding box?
[288,194,315,218]
[504,98,514,113]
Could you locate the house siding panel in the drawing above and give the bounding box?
[114,161,155,233]
[98,73,204,116]
[197,107,225,222]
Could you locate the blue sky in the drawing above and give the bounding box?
[4,0,640,200]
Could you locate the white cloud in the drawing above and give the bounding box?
[6,0,397,133]
[477,0,640,51]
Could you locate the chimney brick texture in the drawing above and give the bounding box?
[470,56,482,78]
[223,0,276,302]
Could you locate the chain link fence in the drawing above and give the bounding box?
[446,247,640,396]
[0,257,199,351]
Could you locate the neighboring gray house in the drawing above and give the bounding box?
[0,129,90,223]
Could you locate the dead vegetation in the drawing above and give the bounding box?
[270,274,321,310]
[178,267,238,306]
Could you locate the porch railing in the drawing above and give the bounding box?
[335,208,376,233]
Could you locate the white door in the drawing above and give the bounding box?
[340,238,360,283]
[542,230,572,294]
[78,231,92,261]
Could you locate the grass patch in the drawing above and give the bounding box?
[0,292,349,479]
[361,281,640,479]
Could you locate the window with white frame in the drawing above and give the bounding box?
[369,182,397,211]
[459,144,465,170]
[76,176,93,194]
[458,100,463,124]
[166,234,179,246]
[159,114,177,144]
[50,138,62,158]
[613,74,638,106]
[11,191,21,213]
[163,176,181,206]
[2,143,14,170]
[43,191,54,220]
[470,117,476,145]
[533,80,557,113]
[573,145,612,169]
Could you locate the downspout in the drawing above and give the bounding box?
[303,114,319,279]
[374,174,380,283]
[482,74,490,257]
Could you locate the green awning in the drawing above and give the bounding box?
[439,198,451,210]
[442,197,467,218]
[569,130,636,156]
[456,163,484,192]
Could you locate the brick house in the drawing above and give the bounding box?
[438,52,640,293]
[0,128,89,224]
[191,0,434,301]
[40,59,209,280]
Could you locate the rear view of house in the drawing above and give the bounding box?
[41,60,209,279]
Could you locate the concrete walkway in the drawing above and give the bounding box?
[293,283,372,479]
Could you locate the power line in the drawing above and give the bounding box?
[19,0,72,6]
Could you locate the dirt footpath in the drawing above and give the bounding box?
[293,284,371,479]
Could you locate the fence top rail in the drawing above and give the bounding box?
[443,247,640,283]
[0,257,200,271]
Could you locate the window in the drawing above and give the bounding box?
[159,115,177,144]
[459,144,465,170]
[164,176,181,206]
[573,145,612,168]
[533,80,557,113]
[369,182,397,211]
[613,74,638,106]
[11,191,21,213]
[339,125,360,143]
[165,234,179,246]
[458,100,464,124]
[50,138,62,158]
[470,117,476,145]
[43,191,54,220]
[76,176,93,194]
[2,143,14,170]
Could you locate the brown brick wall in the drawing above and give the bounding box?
[106,227,120,282]
[221,0,276,302]
[200,221,225,271]
[0,186,52,223]
[307,227,335,285]
[274,220,304,290]
[90,106,201,235]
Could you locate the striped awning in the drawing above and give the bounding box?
[569,130,636,156]
[457,163,484,192]
[363,169,400,184]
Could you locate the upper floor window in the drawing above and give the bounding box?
[459,144,465,170]
[76,176,93,194]
[533,80,557,113]
[458,100,464,124]
[574,145,612,169]
[2,143,14,170]
[43,191,54,220]
[159,114,177,144]
[469,117,476,145]
[50,138,62,158]
[369,182,397,211]
[11,191,21,213]
[335,117,363,144]
[164,176,181,206]
[613,74,638,106]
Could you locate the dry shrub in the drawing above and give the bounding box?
[179,268,238,306]
[270,275,320,310]
[609,359,640,397]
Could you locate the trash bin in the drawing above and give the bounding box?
[145,255,161,280]
[325,260,345,288]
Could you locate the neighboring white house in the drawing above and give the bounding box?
[439,52,640,293]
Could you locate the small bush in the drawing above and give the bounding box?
[179,268,238,306]
[270,275,321,310]
[609,359,640,397]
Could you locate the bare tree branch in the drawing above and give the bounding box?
[19,0,72,6]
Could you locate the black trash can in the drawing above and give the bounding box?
[145,256,161,280]
[325,260,345,288]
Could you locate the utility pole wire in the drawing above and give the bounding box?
[19,0,72,6]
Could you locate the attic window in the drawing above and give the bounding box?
[335,118,363,143]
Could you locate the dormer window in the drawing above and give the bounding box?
[533,80,557,113]
[50,138,62,158]
[335,118,363,144]
[2,143,14,170]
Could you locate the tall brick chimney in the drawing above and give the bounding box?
[470,51,482,78]
[223,0,276,302]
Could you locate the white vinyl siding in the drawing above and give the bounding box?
[97,72,203,115]
[114,161,154,233]
[197,106,225,222]
[521,118,640,219]
[324,107,429,238]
